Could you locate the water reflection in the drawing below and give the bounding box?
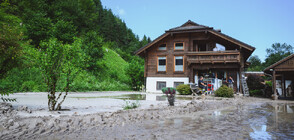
[145,103,294,139]
[72,93,199,101]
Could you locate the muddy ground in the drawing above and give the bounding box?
[1,95,294,140]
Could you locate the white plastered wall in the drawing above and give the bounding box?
[146,77,189,93]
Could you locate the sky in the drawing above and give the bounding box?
[101,0,294,61]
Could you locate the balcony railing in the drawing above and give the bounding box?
[186,50,240,64]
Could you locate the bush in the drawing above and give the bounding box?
[123,100,140,110]
[264,81,273,98]
[249,89,263,97]
[246,74,265,90]
[176,84,192,95]
[162,87,176,94]
[265,81,272,87]
[0,67,47,92]
[214,85,234,98]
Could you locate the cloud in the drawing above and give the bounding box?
[116,6,126,16]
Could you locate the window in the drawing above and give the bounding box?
[215,43,226,51]
[174,82,184,88]
[174,56,183,71]
[157,81,166,90]
[158,56,166,72]
[158,44,166,50]
[174,42,184,50]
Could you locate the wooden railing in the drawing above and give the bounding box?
[186,50,240,64]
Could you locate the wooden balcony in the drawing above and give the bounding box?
[187,50,240,64]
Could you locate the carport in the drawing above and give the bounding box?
[264,54,294,99]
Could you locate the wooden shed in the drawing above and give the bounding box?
[264,54,294,99]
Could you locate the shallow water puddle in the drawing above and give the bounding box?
[70,94,193,101]
[144,103,294,139]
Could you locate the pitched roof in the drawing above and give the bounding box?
[264,53,294,72]
[166,20,212,32]
[208,30,255,51]
[134,32,170,55]
[135,20,255,56]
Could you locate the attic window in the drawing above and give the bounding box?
[174,42,184,50]
[158,44,166,50]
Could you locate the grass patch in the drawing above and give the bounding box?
[123,100,140,110]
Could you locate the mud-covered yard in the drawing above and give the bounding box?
[1,92,294,140]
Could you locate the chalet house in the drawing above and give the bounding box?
[135,20,255,93]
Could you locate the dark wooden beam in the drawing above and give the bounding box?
[273,70,277,97]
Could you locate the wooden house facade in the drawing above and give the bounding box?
[135,20,255,93]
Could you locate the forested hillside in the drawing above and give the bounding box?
[0,0,150,92]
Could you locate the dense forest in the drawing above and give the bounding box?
[0,0,151,93]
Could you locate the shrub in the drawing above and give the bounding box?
[246,74,265,90]
[265,81,272,87]
[249,89,263,97]
[264,81,273,98]
[176,84,192,95]
[123,100,140,110]
[214,85,234,98]
[162,87,176,94]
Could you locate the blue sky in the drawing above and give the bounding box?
[101,0,294,61]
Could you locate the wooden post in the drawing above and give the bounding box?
[189,67,193,83]
[281,74,285,97]
[273,70,277,99]
[239,67,243,93]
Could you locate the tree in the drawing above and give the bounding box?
[0,6,24,78]
[126,57,144,91]
[247,55,262,71]
[51,20,77,44]
[264,43,293,68]
[37,38,84,111]
[82,31,104,72]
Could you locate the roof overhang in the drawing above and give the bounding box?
[264,54,294,74]
[135,33,170,56]
[135,20,255,59]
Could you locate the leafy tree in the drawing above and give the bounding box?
[82,31,104,72]
[37,38,85,110]
[126,57,144,91]
[264,43,293,68]
[0,6,24,78]
[51,20,77,44]
[247,55,263,71]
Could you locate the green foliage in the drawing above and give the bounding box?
[0,67,46,92]
[52,20,77,44]
[123,100,140,110]
[247,55,263,71]
[214,85,234,98]
[36,38,85,110]
[246,75,265,91]
[249,89,263,97]
[70,71,130,91]
[0,0,149,95]
[126,56,144,91]
[265,81,272,87]
[82,31,104,72]
[99,46,130,83]
[0,8,24,78]
[264,81,273,98]
[176,84,192,95]
[162,87,176,94]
